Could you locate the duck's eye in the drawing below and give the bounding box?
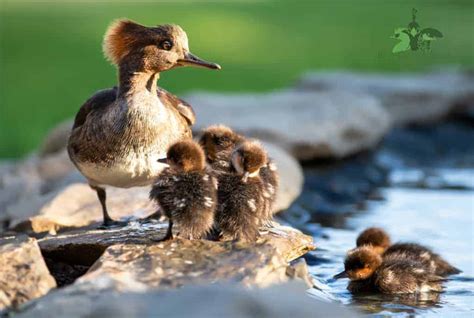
[160,40,173,51]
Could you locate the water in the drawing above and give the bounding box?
[300,168,474,317]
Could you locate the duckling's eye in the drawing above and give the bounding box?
[160,40,173,51]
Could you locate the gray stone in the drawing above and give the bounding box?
[189,90,390,160]
[15,281,357,318]
[297,69,474,125]
[0,235,56,310]
[9,183,156,234]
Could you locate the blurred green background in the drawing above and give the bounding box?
[1,0,473,158]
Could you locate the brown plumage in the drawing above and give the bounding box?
[67,19,220,227]
[355,227,460,276]
[214,141,267,241]
[199,125,279,225]
[335,246,444,294]
[149,140,217,240]
[356,227,391,255]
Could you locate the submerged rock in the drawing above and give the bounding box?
[0,235,56,310]
[297,69,474,125]
[15,281,356,318]
[188,90,390,160]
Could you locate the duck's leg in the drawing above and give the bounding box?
[90,185,126,228]
[162,219,174,240]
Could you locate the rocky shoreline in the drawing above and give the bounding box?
[0,69,472,316]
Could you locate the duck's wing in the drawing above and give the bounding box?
[156,87,196,126]
[72,87,118,130]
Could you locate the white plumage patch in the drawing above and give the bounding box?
[248,199,257,212]
[173,198,186,209]
[204,196,214,208]
[203,175,209,181]
[384,270,394,284]
[269,162,277,171]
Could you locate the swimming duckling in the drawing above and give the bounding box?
[356,227,461,276]
[149,140,217,240]
[199,125,279,225]
[68,19,220,227]
[334,246,444,294]
[215,141,267,241]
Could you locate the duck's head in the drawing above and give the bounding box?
[103,19,220,72]
[356,227,391,254]
[334,246,382,281]
[159,140,206,172]
[199,125,244,161]
[231,141,267,183]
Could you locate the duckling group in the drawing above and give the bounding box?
[334,227,460,295]
[149,125,279,242]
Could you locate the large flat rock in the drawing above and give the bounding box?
[15,281,357,318]
[9,183,156,234]
[188,90,390,160]
[0,235,56,310]
[36,221,313,290]
[297,69,474,125]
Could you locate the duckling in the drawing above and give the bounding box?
[199,125,279,225]
[215,141,267,241]
[356,227,461,276]
[149,140,217,240]
[334,246,444,294]
[198,125,245,172]
[68,19,220,227]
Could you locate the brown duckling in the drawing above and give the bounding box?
[68,19,220,227]
[356,227,461,276]
[215,141,267,241]
[334,246,444,294]
[199,125,279,225]
[149,140,217,240]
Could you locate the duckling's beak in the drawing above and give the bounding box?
[242,172,249,183]
[157,158,168,164]
[178,52,221,70]
[333,271,348,280]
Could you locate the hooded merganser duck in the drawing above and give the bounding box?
[334,246,444,294]
[149,140,217,240]
[356,227,461,276]
[68,19,220,227]
[215,141,267,241]
[199,125,279,225]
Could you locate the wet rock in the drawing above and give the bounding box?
[263,142,303,213]
[188,90,390,160]
[9,183,156,234]
[297,70,474,126]
[34,221,313,291]
[15,281,356,318]
[0,235,56,310]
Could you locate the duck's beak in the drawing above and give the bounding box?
[242,172,249,183]
[333,271,348,280]
[178,52,221,70]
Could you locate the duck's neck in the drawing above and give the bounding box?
[117,63,159,99]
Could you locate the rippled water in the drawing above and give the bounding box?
[302,168,474,317]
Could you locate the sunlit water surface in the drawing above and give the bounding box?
[304,168,474,317]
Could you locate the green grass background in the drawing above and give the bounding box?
[1,0,473,158]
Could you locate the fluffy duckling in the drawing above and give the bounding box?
[215,141,267,241]
[199,125,279,225]
[149,140,217,240]
[334,246,444,294]
[356,227,461,276]
[199,125,245,172]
